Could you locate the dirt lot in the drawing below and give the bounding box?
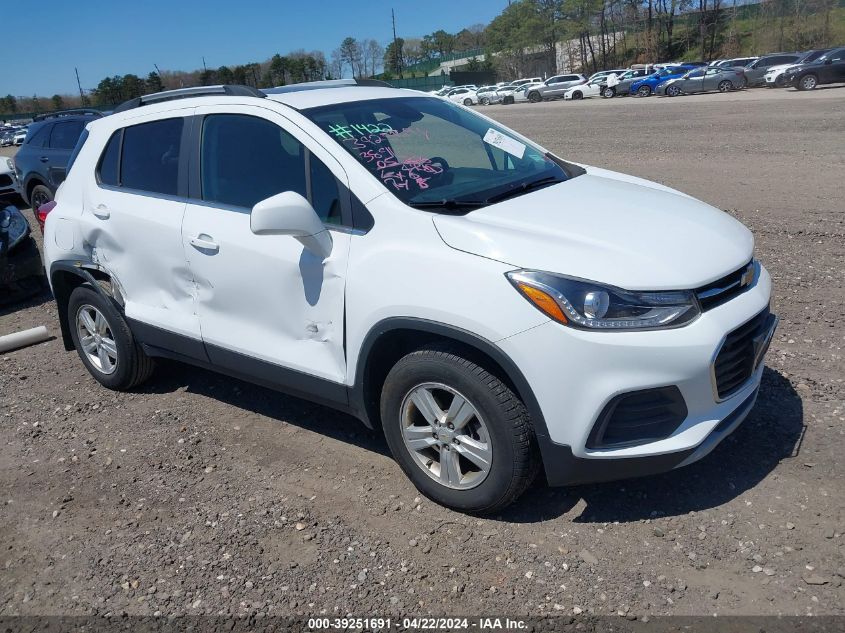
[1,87,843,619]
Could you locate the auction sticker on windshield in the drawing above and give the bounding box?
[483,128,525,159]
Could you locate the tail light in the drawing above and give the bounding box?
[36,200,56,232]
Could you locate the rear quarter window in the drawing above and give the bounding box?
[49,120,85,150]
[25,124,51,148]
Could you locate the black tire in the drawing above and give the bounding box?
[67,283,155,390]
[463,98,473,106]
[774,75,786,88]
[571,91,583,100]
[636,85,652,97]
[602,87,615,98]
[528,91,542,103]
[718,80,733,92]
[480,97,490,106]
[29,184,53,210]
[380,344,539,513]
[797,74,818,91]
[504,95,514,105]
[666,85,681,97]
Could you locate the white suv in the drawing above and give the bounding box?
[43,80,777,513]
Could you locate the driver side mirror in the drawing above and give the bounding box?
[250,191,333,259]
[824,58,832,65]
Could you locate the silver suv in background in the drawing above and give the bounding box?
[526,74,587,102]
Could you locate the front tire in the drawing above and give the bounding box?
[480,97,490,106]
[718,80,733,92]
[636,85,652,97]
[602,87,616,98]
[380,345,538,513]
[463,98,473,106]
[571,91,583,100]
[67,283,155,390]
[797,74,818,91]
[528,91,542,103]
[666,85,681,97]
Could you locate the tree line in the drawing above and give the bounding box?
[2,0,841,116]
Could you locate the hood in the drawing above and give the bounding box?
[765,63,797,74]
[432,170,753,290]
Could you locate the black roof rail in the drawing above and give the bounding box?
[33,109,105,122]
[113,84,266,113]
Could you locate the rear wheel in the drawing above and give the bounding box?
[797,74,818,91]
[718,80,733,92]
[67,283,155,390]
[636,85,652,97]
[480,97,490,106]
[380,344,538,513]
[571,91,583,100]
[528,91,542,103]
[602,87,616,98]
[463,98,473,106]
[29,184,53,210]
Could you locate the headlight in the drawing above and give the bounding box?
[0,205,30,253]
[5,158,13,170]
[507,270,700,331]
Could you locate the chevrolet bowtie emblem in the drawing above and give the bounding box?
[740,263,755,288]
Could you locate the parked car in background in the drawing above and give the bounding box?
[715,57,759,69]
[0,204,46,302]
[13,128,28,145]
[657,66,747,96]
[526,74,587,101]
[14,109,103,208]
[630,66,696,96]
[0,156,21,199]
[492,86,515,104]
[784,46,845,90]
[764,49,831,87]
[513,83,542,103]
[42,81,776,513]
[509,77,543,89]
[475,86,500,105]
[1,128,17,147]
[586,69,627,84]
[563,78,606,100]
[600,68,649,97]
[742,53,804,86]
[445,87,478,106]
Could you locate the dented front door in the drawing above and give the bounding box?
[181,105,350,384]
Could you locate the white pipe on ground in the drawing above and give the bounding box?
[0,326,50,353]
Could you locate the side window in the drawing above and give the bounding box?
[97,130,121,186]
[49,121,84,150]
[201,114,306,209]
[26,124,51,148]
[120,118,183,196]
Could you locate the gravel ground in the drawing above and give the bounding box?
[1,87,843,619]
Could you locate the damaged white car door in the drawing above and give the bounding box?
[81,110,201,341]
[181,106,351,383]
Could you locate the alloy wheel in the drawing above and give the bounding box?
[400,383,492,490]
[718,80,732,92]
[637,86,651,97]
[800,75,817,90]
[76,304,118,375]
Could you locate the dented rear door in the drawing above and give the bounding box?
[81,109,202,343]
[182,105,350,384]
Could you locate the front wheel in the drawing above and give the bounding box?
[666,85,682,97]
[528,91,542,103]
[380,345,538,513]
[571,91,583,100]
[67,283,155,390]
[480,97,490,106]
[463,98,473,106]
[602,87,616,98]
[797,74,818,91]
[636,85,652,97]
[718,80,733,92]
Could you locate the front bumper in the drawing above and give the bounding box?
[497,264,774,486]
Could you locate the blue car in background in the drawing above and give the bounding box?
[630,66,697,97]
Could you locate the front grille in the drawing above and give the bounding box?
[713,308,770,399]
[587,386,688,449]
[0,174,12,187]
[695,260,754,311]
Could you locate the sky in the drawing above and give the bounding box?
[4,0,509,97]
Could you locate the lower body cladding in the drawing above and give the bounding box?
[498,265,775,486]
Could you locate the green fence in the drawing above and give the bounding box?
[382,75,452,92]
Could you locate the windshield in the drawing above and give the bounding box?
[304,96,571,207]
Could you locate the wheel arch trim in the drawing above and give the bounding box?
[352,317,557,475]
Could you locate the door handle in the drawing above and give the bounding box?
[39,156,49,163]
[92,205,110,220]
[190,235,219,252]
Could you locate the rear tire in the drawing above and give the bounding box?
[528,91,542,103]
[463,98,473,106]
[797,74,818,91]
[67,283,155,390]
[571,91,583,100]
[636,85,652,97]
[718,80,733,92]
[380,344,539,514]
[29,184,53,210]
[480,97,490,106]
[602,87,616,98]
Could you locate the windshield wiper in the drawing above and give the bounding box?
[484,176,564,205]
[408,199,487,211]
